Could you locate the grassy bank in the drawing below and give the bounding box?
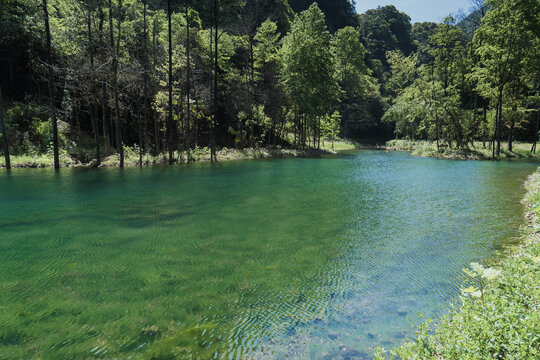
[375,169,540,359]
[386,140,540,160]
[0,138,359,169]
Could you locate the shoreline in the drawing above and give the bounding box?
[375,168,540,359]
[383,139,540,161]
[0,147,342,170]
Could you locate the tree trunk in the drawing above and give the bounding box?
[142,0,149,159]
[508,112,515,153]
[42,0,59,169]
[0,87,10,169]
[115,0,123,167]
[137,98,143,166]
[110,0,123,167]
[98,4,111,154]
[496,85,503,157]
[532,108,539,154]
[211,0,219,162]
[167,0,174,164]
[153,17,160,155]
[88,5,100,165]
[185,0,191,155]
[482,106,487,148]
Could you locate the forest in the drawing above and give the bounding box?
[0,0,539,168]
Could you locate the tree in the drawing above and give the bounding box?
[288,0,358,32]
[412,22,439,64]
[334,26,368,93]
[184,0,191,156]
[333,26,375,138]
[474,0,538,156]
[321,111,341,150]
[86,0,100,165]
[281,3,339,147]
[429,17,469,148]
[42,0,60,169]
[166,0,176,164]
[254,19,283,146]
[211,0,218,161]
[108,0,124,167]
[358,5,415,70]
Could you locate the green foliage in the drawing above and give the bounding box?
[280,4,339,120]
[321,111,341,148]
[358,5,416,70]
[287,0,358,32]
[254,19,280,71]
[386,139,540,160]
[334,26,369,93]
[2,0,538,163]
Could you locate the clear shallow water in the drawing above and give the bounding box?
[0,150,537,359]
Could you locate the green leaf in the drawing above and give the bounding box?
[481,267,502,281]
[461,286,479,294]
[470,262,485,275]
[463,267,477,278]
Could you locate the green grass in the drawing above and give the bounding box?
[320,137,361,151]
[0,153,76,168]
[1,139,361,169]
[281,132,362,152]
[386,139,540,160]
[374,169,540,360]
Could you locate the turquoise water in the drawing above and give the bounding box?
[0,150,537,359]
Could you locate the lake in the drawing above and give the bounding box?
[0,150,537,359]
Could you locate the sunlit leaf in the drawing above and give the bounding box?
[481,267,502,280]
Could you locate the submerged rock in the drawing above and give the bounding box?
[139,325,161,339]
[338,345,368,359]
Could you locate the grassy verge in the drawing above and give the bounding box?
[0,142,357,169]
[320,137,361,151]
[385,139,540,160]
[99,147,335,167]
[0,153,77,168]
[374,169,540,359]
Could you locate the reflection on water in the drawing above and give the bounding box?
[0,151,537,359]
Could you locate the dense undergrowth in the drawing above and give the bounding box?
[375,169,540,359]
[386,139,540,160]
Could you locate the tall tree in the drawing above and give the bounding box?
[288,0,358,32]
[42,0,60,169]
[474,0,537,156]
[167,0,174,164]
[359,5,415,70]
[185,0,191,154]
[254,19,283,145]
[281,3,339,147]
[141,0,149,166]
[109,0,124,167]
[87,0,100,165]
[334,26,372,138]
[211,0,218,161]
